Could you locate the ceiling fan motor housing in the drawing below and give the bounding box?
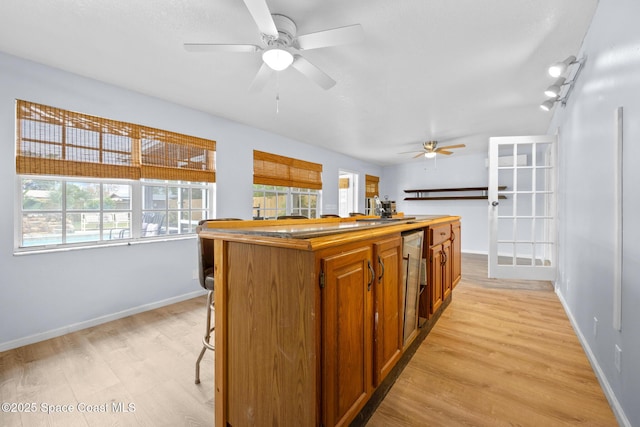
[262,14,297,48]
[423,141,438,151]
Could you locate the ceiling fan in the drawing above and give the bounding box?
[184,0,364,91]
[402,141,466,159]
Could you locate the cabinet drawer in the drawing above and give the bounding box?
[430,224,451,246]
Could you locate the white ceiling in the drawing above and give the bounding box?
[0,0,598,166]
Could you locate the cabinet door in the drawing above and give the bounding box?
[373,236,403,386]
[321,245,373,427]
[451,221,461,287]
[429,245,443,314]
[442,239,452,299]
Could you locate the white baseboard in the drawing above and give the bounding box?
[0,290,207,352]
[555,290,631,427]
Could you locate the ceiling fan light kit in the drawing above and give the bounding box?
[540,55,584,111]
[184,0,363,92]
[401,140,466,160]
[262,47,294,70]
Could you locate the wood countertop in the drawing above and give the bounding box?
[198,215,460,251]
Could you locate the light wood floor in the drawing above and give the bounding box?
[367,253,618,427]
[0,298,215,426]
[0,254,617,426]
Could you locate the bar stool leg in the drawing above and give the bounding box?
[195,290,215,384]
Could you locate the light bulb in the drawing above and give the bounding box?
[540,100,555,111]
[262,48,294,71]
[544,77,566,98]
[548,56,576,78]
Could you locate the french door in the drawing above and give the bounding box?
[488,135,557,280]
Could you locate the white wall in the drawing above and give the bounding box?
[547,1,639,425]
[382,151,490,254]
[0,52,381,350]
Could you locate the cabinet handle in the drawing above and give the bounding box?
[451,231,455,241]
[404,253,411,288]
[378,255,385,282]
[441,250,447,265]
[367,260,374,291]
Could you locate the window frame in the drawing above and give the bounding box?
[252,184,320,220]
[15,175,214,253]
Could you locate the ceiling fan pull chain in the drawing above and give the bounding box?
[275,72,280,113]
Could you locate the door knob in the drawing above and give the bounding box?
[491,201,499,207]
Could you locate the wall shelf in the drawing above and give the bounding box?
[404,186,507,201]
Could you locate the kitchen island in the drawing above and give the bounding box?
[198,215,461,426]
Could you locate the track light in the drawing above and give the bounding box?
[541,55,585,112]
[548,55,577,78]
[540,99,556,111]
[544,77,567,98]
[262,47,294,71]
[540,97,568,111]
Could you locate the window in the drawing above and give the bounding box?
[141,179,210,236]
[252,150,322,219]
[19,178,212,248]
[15,100,215,251]
[252,185,319,219]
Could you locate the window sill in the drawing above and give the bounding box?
[13,234,196,256]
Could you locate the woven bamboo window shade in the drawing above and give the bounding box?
[15,100,216,182]
[253,150,322,190]
[365,174,379,197]
[338,177,350,189]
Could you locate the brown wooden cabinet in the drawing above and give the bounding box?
[321,244,374,427]
[320,235,403,426]
[421,219,462,317]
[442,239,452,299]
[428,244,444,314]
[372,236,403,386]
[451,220,461,287]
[203,216,460,427]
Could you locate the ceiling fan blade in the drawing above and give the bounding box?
[297,24,364,50]
[291,55,336,90]
[248,63,273,92]
[397,150,423,154]
[243,0,278,37]
[412,152,425,159]
[437,150,454,155]
[184,43,261,53]
[436,144,466,150]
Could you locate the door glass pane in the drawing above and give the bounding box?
[516,218,533,242]
[499,197,513,216]
[498,218,514,241]
[516,168,532,192]
[498,168,514,190]
[497,243,515,265]
[535,143,553,167]
[516,143,533,162]
[516,193,533,217]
